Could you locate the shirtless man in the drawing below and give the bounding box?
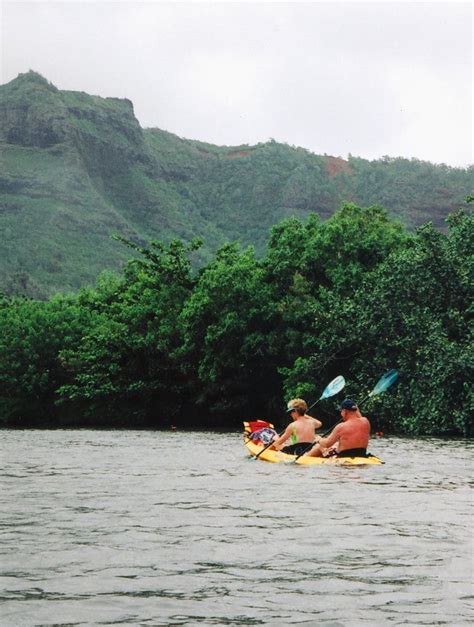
[272,398,322,456]
[305,398,370,458]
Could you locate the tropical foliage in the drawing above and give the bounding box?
[0,204,472,436]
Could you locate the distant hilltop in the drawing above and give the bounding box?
[1,70,473,297]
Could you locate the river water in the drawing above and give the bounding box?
[0,431,472,626]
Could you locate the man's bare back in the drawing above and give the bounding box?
[329,414,370,451]
[305,399,370,457]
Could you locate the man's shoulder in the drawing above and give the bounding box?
[355,416,371,429]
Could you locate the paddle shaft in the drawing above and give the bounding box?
[254,428,285,459]
[357,393,373,406]
[307,397,323,413]
[293,420,342,461]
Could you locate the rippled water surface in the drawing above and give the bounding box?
[1,431,472,626]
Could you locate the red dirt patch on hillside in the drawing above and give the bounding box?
[325,156,353,177]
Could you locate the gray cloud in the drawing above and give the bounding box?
[1,1,472,166]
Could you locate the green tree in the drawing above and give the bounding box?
[57,240,201,426]
[263,204,408,412]
[282,210,473,435]
[179,243,282,424]
[0,294,96,426]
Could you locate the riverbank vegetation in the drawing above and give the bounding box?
[0,203,472,435]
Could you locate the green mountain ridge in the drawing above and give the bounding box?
[1,70,472,297]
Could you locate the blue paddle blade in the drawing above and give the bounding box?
[320,375,345,400]
[369,369,398,397]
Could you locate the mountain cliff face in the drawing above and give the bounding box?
[1,71,472,297]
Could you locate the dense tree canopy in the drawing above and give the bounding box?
[0,204,472,435]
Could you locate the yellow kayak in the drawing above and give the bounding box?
[243,421,384,466]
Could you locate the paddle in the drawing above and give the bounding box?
[307,375,345,412]
[253,375,346,459]
[358,368,399,406]
[293,369,399,461]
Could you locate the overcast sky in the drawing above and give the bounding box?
[1,1,472,167]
